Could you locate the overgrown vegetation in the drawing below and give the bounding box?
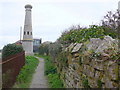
[44,56,57,75]
[97,79,102,88]
[38,42,52,56]
[37,10,119,88]
[57,10,119,45]
[38,55,64,88]
[13,56,39,88]
[58,25,118,45]
[2,44,23,60]
[57,51,68,67]
[39,44,49,55]
[47,73,63,88]
[82,79,90,88]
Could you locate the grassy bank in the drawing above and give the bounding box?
[13,56,39,88]
[35,54,64,88]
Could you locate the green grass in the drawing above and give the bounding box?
[13,56,39,88]
[47,74,63,88]
[37,54,64,88]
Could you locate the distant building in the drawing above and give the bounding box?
[14,38,41,53]
[33,39,42,53]
[15,40,22,45]
[42,41,52,45]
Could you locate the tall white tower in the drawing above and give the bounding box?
[22,4,33,55]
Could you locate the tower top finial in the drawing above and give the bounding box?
[25,4,32,9]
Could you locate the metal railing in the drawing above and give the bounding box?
[1,51,25,88]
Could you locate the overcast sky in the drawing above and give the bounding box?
[0,0,119,49]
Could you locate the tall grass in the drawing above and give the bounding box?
[36,54,64,88]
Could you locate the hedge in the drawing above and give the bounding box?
[2,44,24,60]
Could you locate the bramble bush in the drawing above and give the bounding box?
[2,44,23,60]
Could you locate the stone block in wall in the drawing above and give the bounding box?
[76,65,83,73]
[95,36,118,53]
[82,56,91,65]
[72,43,82,53]
[101,75,118,88]
[86,38,102,51]
[75,56,80,61]
[67,54,72,64]
[95,70,104,80]
[72,63,79,71]
[85,36,118,54]
[82,65,94,77]
[88,77,98,88]
[74,75,81,88]
[107,62,119,81]
[94,59,104,71]
[100,53,110,60]
[68,43,76,52]
[67,79,75,88]
[76,80,83,88]
[104,78,117,88]
[69,64,74,72]
[65,79,70,88]
[101,74,107,84]
[71,57,80,63]
[88,66,95,78]
[71,58,75,62]
[74,53,80,58]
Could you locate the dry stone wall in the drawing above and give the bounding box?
[56,36,119,88]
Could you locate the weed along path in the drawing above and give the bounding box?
[29,57,48,88]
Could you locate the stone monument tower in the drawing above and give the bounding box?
[22,4,33,55]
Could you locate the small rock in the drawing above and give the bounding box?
[74,53,79,57]
[68,43,75,52]
[72,43,82,53]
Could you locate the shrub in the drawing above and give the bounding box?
[101,10,119,38]
[2,44,23,60]
[44,56,57,75]
[48,41,62,61]
[39,43,50,55]
[58,25,106,44]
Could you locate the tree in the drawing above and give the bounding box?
[101,10,120,38]
[101,10,120,30]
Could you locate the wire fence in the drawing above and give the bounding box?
[2,51,25,88]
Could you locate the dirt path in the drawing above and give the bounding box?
[29,57,48,88]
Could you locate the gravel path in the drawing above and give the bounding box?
[29,57,48,89]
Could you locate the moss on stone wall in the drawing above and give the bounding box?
[50,36,119,88]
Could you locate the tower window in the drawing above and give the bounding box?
[24,31,26,35]
[27,31,29,35]
[31,32,32,35]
